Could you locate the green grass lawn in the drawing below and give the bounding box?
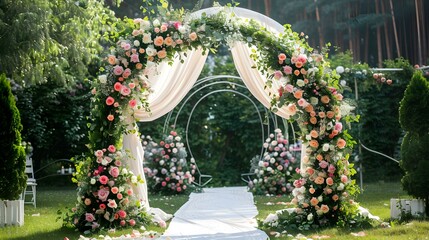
[1,181,428,239]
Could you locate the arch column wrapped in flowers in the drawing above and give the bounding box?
[69,6,366,232]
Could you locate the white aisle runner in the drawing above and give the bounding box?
[160,187,269,240]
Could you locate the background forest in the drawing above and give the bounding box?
[1,0,427,186]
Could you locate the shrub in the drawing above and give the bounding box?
[0,74,27,200]
[399,71,429,216]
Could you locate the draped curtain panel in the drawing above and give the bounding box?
[122,7,296,216]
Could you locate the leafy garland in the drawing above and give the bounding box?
[67,4,369,232]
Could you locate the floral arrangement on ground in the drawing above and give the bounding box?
[249,128,299,196]
[142,131,196,195]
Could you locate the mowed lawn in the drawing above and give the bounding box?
[1,181,428,239]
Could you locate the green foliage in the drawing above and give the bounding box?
[0,74,27,200]
[399,71,429,133]
[399,72,429,213]
[0,0,117,86]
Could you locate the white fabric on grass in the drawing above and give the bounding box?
[161,187,268,240]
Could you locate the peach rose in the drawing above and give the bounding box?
[321,95,330,104]
[107,114,114,121]
[287,103,297,115]
[341,175,348,183]
[321,204,329,213]
[305,104,314,113]
[154,36,164,46]
[309,140,319,148]
[294,90,303,99]
[337,138,347,149]
[326,111,335,118]
[189,32,198,41]
[300,68,307,75]
[278,53,287,61]
[310,197,319,206]
[316,154,324,161]
[326,177,334,186]
[108,55,116,65]
[111,187,119,194]
[309,188,315,194]
[310,111,316,117]
[310,117,317,125]
[306,167,315,175]
[164,36,173,46]
[157,49,167,59]
[310,130,319,138]
[318,111,326,118]
[295,61,303,68]
[332,194,339,201]
[314,176,324,185]
[294,69,301,76]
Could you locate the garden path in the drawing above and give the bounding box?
[160,186,268,240]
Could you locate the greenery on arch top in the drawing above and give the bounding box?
[69,4,371,232]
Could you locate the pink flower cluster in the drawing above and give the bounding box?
[250,129,299,195]
[142,131,196,194]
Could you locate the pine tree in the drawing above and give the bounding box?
[0,74,27,200]
[399,71,429,216]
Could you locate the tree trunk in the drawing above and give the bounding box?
[314,0,324,48]
[375,0,383,67]
[381,0,392,60]
[415,0,423,65]
[389,0,401,57]
[264,0,271,17]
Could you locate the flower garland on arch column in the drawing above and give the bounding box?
[67,5,369,232]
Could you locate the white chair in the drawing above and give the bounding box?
[23,156,37,207]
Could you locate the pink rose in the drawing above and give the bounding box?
[159,220,167,228]
[326,177,334,186]
[99,175,109,185]
[176,187,182,192]
[108,145,116,153]
[297,98,309,107]
[319,161,329,169]
[129,99,137,108]
[106,96,115,106]
[285,84,294,93]
[122,68,132,78]
[118,210,127,219]
[128,82,135,89]
[113,65,124,76]
[95,150,104,157]
[283,66,293,75]
[278,53,287,61]
[161,181,167,187]
[120,220,126,226]
[273,70,283,80]
[189,32,198,41]
[173,21,181,29]
[130,53,139,63]
[115,160,122,166]
[122,43,131,51]
[127,189,133,195]
[107,199,117,208]
[109,166,119,178]
[341,175,348,183]
[334,122,343,132]
[85,213,95,222]
[111,187,119,194]
[120,86,131,96]
[97,187,110,201]
[107,114,114,121]
[129,219,136,226]
[297,54,307,64]
[117,193,123,200]
[328,164,336,173]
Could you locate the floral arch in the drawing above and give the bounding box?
[69,6,364,232]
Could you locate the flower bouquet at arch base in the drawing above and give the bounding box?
[142,131,196,195]
[249,128,300,196]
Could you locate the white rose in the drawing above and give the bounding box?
[335,66,345,74]
[318,196,323,202]
[270,158,275,164]
[323,143,330,152]
[146,45,157,56]
[133,40,140,47]
[258,161,264,167]
[340,80,347,86]
[159,160,165,166]
[259,170,264,175]
[98,74,107,84]
[90,178,96,185]
[153,19,161,27]
[297,79,305,87]
[140,20,151,30]
[142,33,153,44]
[316,209,323,216]
[337,183,345,191]
[121,168,128,174]
[131,176,138,184]
[307,213,314,221]
[305,134,311,140]
[310,97,318,105]
[267,167,273,172]
[178,26,186,34]
[175,136,181,142]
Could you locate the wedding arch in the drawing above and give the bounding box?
[69,6,366,232]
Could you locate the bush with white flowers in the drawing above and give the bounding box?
[250,129,299,195]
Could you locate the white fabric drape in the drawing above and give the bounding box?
[134,48,209,122]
